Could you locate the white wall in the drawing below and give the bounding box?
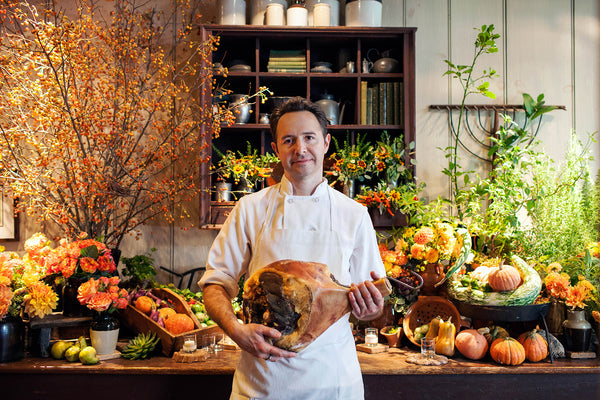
[4,0,600,291]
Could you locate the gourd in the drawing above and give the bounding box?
[164,313,195,335]
[455,329,488,360]
[478,325,509,345]
[517,330,548,362]
[447,255,542,306]
[490,337,526,365]
[488,263,522,292]
[435,317,456,357]
[425,316,442,339]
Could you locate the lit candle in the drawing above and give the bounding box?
[365,327,378,347]
[183,337,197,352]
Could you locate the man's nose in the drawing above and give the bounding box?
[294,140,307,154]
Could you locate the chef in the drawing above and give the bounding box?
[200,97,386,400]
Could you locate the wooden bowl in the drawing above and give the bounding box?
[403,296,461,347]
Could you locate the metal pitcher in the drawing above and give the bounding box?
[315,93,343,125]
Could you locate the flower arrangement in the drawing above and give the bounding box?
[328,133,374,185]
[373,131,415,187]
[77,276,129,313]
[0,234,59,320]
[213,143,279,189]
[44,234,117,281]
[544,262,597,310]
[392,222,466,272]
[356,182,422,217]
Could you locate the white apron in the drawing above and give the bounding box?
[230,185,364,400]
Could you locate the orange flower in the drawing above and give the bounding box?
[544,271,570,300]
[0,285,14,318]
[23,281,58,319]
[80,257,99,274]
[414,227,434,245]
[78,276,128,313]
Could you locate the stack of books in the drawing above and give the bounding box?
[267,50,306,73]
[360,81,403,125]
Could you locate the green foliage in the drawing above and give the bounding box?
[521,133,599,262]
[442,24,500,199]
[121,248,158,288]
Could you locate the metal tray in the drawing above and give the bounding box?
[452,300,551,322]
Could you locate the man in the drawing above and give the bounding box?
[200,97,386,400]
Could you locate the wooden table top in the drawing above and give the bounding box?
[2,347,600,376]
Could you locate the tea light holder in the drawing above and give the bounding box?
[365,327,378,347]
[183,335,197,353]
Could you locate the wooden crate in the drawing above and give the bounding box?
[120,287,221,356]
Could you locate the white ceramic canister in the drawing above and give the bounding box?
[306,0,339,26]
[219,0,247,25]
[313,3,331,26]
[265,2,285,25]
[345,0,382,27]
[287,3,308,27]
[248,0,288,25]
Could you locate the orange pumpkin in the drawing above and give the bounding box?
[158,307,177,321]
[490,337,526,365]
[164,313,195,335]
[488,264,522,292]
[479,325,509,345]
[517,330,548,362]
[134,295,155,315]
[455,329,488,360]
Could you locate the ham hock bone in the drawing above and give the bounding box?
[243,259,392,352]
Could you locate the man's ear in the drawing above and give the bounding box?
[324,133,331,152]
[271,141,278,154]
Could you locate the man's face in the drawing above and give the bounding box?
[271,111,330,187]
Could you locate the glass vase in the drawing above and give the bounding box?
[90,311,120,355]
[0,315,25,362]
[62,277,92,317]
[562,309,592,352]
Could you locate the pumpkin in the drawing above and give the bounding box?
[488,263,522,292]
[517,330,548,362]
[158,307,177,321]
[490,337,526,365]
[478,325,509,345]
[455,329,488,360]
[164,313,195,335]
[134,295,155,315]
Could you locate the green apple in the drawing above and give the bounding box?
[50,340,71,360]
[64,345,81,362]
[79,346,99,365]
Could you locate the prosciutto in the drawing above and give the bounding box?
[243,259,392,352]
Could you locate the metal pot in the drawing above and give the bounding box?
[373,57,400,73]
[230,94,251,124]
[268,96,295,113]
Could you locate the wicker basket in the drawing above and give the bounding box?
[403,295,461,347]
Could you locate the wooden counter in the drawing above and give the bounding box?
[2,347,600,399]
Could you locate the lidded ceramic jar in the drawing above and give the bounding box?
[345,0,382,27]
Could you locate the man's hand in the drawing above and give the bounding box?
[230,324,297,362]
[349,271,385,321]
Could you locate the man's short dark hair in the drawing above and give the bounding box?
[269,97,329,143]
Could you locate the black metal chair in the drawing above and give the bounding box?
[159,266,206,290]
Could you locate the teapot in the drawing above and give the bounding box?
[315,93,344,125]
[367,48,400,73]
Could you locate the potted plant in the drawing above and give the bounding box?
[212,142,279,199]
[380,325,403,348]
[328,133,374,198]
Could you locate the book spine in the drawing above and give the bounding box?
[360,81,368,125]
[393,81,400,125]
[386,81,394,125]
[371,83,379,125]
[366,85,373,125]
[379,82,386,125]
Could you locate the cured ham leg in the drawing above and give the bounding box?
[243,259,392,352]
